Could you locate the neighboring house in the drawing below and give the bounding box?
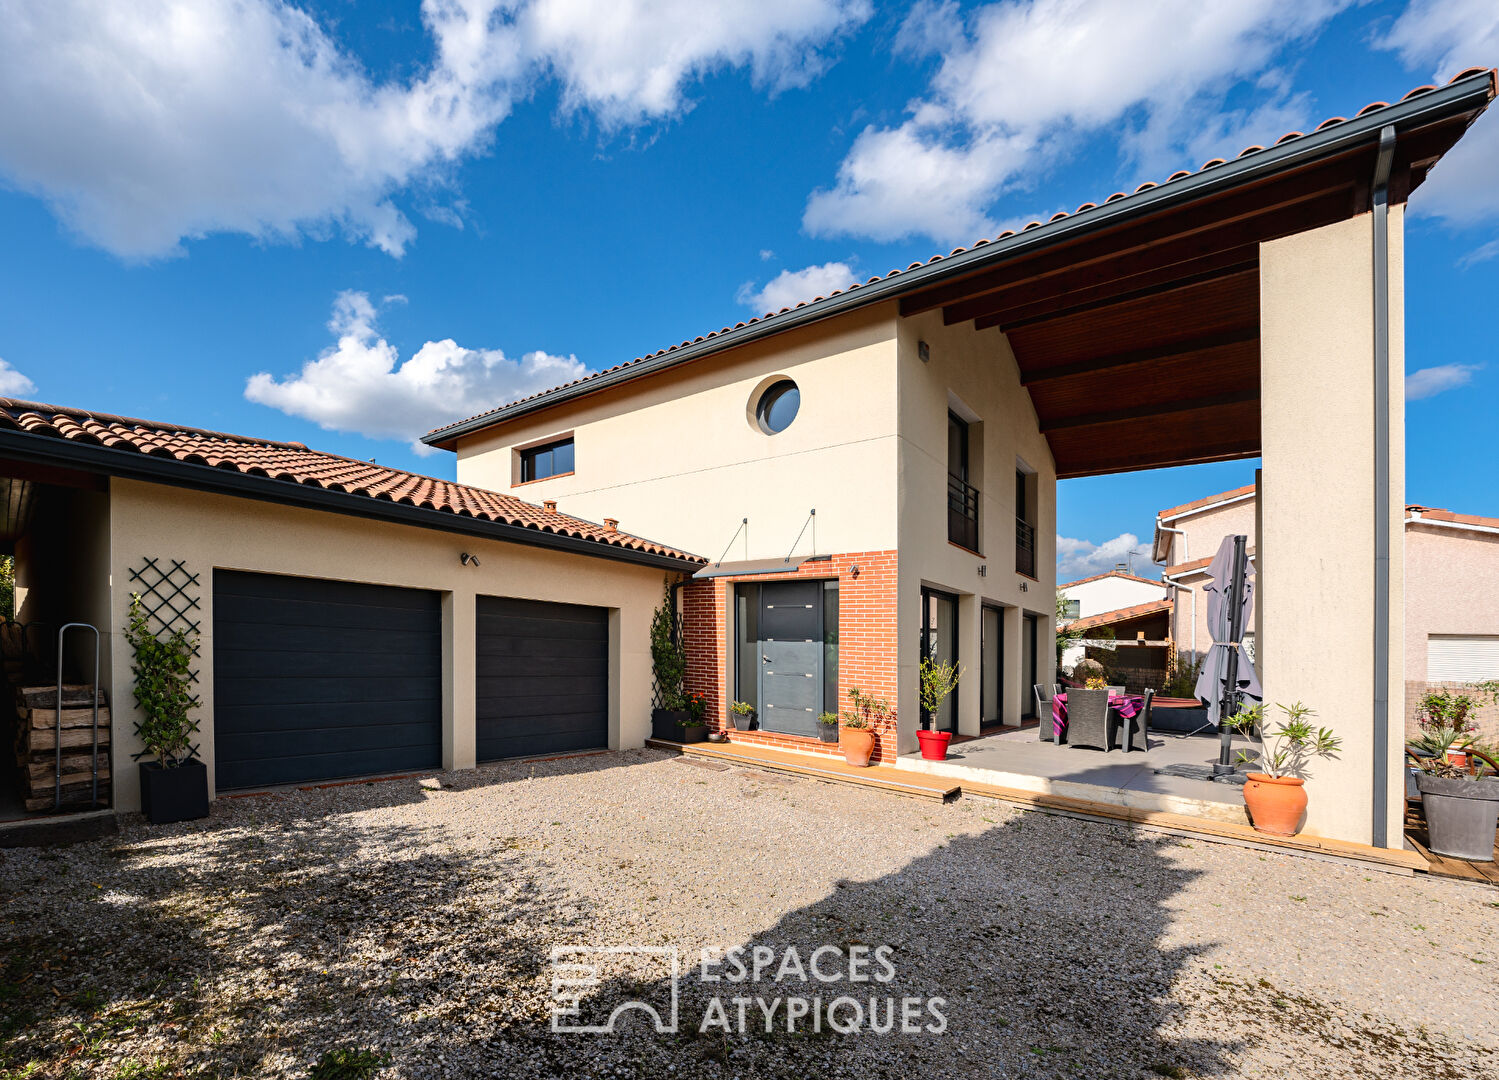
[0,399,702,813]
[1060,598,1173,690]
[1057,571,1167,672]
[1155,485,1499,744]
[1405,505,1499,744]
[1152,484,1259,670]
[4,72,1492,852]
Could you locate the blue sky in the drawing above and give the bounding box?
[0,0,1495,579]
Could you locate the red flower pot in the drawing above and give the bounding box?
[917,730,953,761]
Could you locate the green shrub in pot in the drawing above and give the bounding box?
[125,594,208,824]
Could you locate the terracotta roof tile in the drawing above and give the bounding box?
[425,69,1498,443]
[1062,598,1171,633]
[0,398,702,564]
[1058,570,1165,590]
[1156,483,1257,521]
[1406,505,1499,531]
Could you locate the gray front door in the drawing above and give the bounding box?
[758,580,823,737]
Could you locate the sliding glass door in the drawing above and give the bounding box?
[1021,612,1039,720]
[920,588,959,733]
[981,605,1004,727]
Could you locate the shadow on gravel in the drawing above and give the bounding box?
[492,808,1237,1080]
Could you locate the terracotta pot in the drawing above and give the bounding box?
[839,727,876,767]
[1242,772,1307,836]
[916,729,953,761]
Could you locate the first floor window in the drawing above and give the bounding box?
[520,437,574,482]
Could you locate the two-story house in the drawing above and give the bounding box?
[422,70,1493,848]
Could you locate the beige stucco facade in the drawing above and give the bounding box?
[1259,208,1406,847]
[454,304,902,563]
[451,303,1059,756]
[1403,519,1499,684]
[95,478,668,812]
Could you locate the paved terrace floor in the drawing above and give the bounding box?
[896,726,1261,825]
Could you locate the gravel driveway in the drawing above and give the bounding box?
[2,748,1496,1079]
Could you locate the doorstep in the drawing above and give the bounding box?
[645,739,959,801]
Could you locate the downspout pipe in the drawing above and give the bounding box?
[1371,124,1397,849]
[1155,520,1187,565]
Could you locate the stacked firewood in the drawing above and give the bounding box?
[12,684,110,812]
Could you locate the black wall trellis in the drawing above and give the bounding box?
[126,556,203,762]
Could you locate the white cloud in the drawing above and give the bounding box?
[1056,531,1149,582]
[736,261,858,313]
[1406,362,1483,400]
[1380,0,1499,228]
[0,0,868,259]
[245,291,588,453]
[0,359,37,398]
[805,0,1353,245]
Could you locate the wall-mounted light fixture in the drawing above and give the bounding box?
[918,341,931,363]
[977,565,987,577]
[460,552,480,567]
[849,564,861,579]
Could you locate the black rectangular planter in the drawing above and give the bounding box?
[139,760,210,825]
[652,708,692,741]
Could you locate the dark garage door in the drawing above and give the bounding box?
[213,571,442,790]
[477,596,608,761]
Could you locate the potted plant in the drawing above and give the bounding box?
[1229,701,1340,836]
[1409,707,1499,861]
[679,692,709,744]
[816,711,839,743]
[839,687,888,767]
[916,655,962,760]
[728,700,757,731]
[648,581,691,741]
[125,594,208,825]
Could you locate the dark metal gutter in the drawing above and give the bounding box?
[1370,124,1397,849]
[0,429,703,572]
[423,72,1494,447]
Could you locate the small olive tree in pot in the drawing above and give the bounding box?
[125,594,208,824]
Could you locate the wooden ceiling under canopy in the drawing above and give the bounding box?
[897,106,1483,479]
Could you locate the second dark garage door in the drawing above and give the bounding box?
[476,596,609,761]
[213,571,443,790]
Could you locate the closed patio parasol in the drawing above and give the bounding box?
[1194,534,1262,775]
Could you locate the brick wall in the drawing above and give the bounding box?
[1403,680,1499,745]
[680,550,900,763]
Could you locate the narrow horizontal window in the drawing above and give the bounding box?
[520,437,574,482]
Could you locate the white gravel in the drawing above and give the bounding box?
[1,747,1496,1079]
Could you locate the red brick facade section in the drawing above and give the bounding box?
[680,550,900,763]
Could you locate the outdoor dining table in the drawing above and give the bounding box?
[1050,691,1145,743]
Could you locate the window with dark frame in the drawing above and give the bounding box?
[947,411,979,551]
[519,437,575,483]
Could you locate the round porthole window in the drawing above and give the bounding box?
[754,379,800,435]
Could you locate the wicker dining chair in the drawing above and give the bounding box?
[1033,683,1056,742]
[1121,688,1154,753]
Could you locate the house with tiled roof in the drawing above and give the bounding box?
[3,71,1493,850]
[411,70,1493,848]
[0,398,701,811]
[1057,571,1169,678]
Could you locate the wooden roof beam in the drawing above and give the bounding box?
[977,265,1257,334]
[1019,327,1259,386]
[950,244,1256,328]
[1040,389,1259,434]
[1056,438,1261,480]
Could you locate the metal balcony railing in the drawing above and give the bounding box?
[947,475,979,551]
[1015,517,1036,577]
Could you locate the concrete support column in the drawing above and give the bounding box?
[956,592,982,735]
[1002,604,1025,724]
[1259,210,1405,847]
[443,590,477,771]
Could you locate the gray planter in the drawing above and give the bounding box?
[728,711,756,731]
[1415,771,1499,862]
